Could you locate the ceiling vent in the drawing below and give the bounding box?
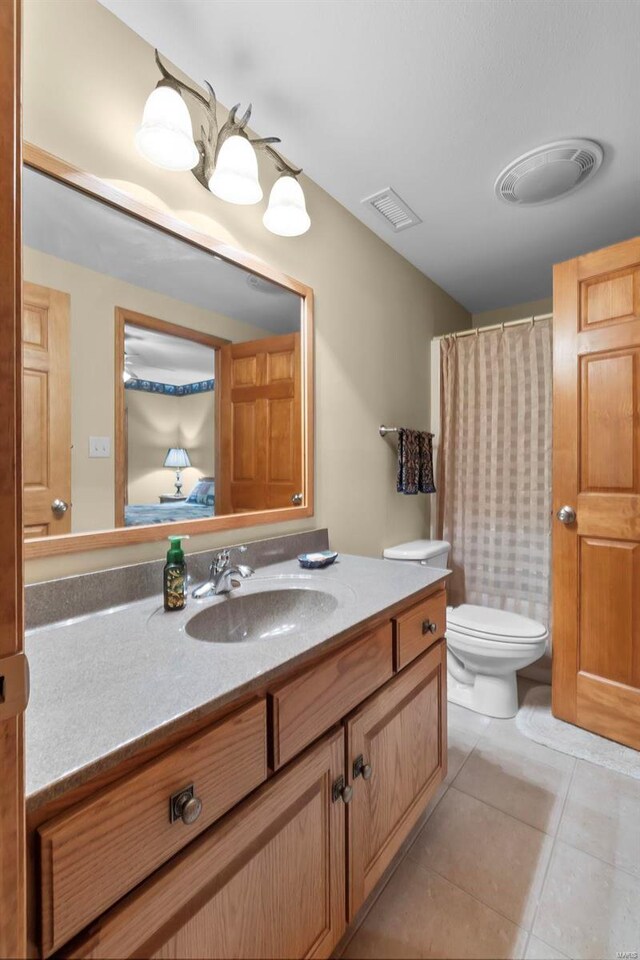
[362,187,422,232]
[495,139,604,205]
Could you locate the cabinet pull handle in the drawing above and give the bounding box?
[170,785,203,825]
[352,754,373,781]
[332,776,353,804]
[422,619,438,635]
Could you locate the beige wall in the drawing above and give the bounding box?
[472,297,552,329]
[24,247,268,532]
[23,0,470,583]
[127,390,215,506]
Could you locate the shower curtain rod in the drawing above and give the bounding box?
[432,312,552,342]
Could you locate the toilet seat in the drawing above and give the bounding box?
[446,604,548,644]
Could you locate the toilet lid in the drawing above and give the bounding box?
[384,540,450,561]
[447,604,548,642]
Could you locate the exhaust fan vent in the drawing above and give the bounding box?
[362,187,422,232]
[495,139,603,205]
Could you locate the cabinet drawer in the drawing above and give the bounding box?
[393,588,446,670]
[39,698,267,956]
[269,622,394,768]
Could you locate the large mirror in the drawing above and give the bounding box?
[22,149,313,556]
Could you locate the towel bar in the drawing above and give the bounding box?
[379,424,434,438]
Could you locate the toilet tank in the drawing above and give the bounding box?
[383,540,450,568]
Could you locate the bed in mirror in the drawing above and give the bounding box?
[22,147,313,557]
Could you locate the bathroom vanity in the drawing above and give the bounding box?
[25,538,448,959]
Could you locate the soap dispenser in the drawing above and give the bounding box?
[164,535,189,611]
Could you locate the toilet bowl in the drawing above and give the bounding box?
[383,540,548,719]
[446,604,548,718]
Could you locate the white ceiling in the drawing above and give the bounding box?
[124,323,215,385]
[23,167,301,333]
[100,0,640,312]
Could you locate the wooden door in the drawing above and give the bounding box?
[0,1,27,958]
[23,281,71,537]
[64,729,346,960]
[553,236,640,749]
[217,332,302,514]
[345,641,447,919]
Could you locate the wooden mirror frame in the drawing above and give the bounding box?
[23,143,315,559]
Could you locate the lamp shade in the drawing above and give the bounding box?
[164,447,191,469]
[263,175,310,237]
[135,85,199,171]
[209,135,263,205]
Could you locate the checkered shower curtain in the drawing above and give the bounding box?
[436,320,553,629]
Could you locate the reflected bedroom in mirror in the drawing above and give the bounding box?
[22,160,310,554]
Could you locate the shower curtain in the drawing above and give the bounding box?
[437,319,552,627]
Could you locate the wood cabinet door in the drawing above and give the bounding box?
[345,641,447,918]
[217,332,302,514]
[553,236,640,749]
[64,729,346,960]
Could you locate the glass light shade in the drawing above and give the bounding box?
[263,176,311,237]
[135,85,199,171]
[163,447,191,468]
[208,135,263,205]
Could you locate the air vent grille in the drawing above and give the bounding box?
[495,139,603,205]
[362,188,422,232]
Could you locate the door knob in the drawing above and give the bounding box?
[291,492,303,506]
[51,498,69,517]
[556,505,576,525]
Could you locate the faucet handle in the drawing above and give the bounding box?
[211,549,230,574]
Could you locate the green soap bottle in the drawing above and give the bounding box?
[164,535,189,611]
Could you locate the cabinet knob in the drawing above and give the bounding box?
[291,492,303,506]
[332,776,353,804]
[170,785,203,825]
[422,619,438,635]
[353,754,373,781]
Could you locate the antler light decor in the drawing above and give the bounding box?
[136,50,310,237]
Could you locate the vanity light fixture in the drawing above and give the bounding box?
[136,51,310,234]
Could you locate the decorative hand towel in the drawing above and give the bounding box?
[396,429,436,495]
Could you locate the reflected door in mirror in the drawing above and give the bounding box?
[23,281,71,537]
[217,333,302,513]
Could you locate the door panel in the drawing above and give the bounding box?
[553,236,640,748]
[22,281,71,536]
[346,642,447,918]
[580,539,640,685]
[580,265,640,328]
[580,351,637,491]
[217,333,302,514]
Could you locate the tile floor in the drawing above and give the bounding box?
[341,682,640,960]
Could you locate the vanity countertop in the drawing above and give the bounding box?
[25,554,449,811]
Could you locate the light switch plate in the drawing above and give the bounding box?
[89,436,111,458]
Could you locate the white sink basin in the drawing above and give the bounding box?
[185,586,339,643]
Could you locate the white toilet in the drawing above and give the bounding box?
[383,540,548,719]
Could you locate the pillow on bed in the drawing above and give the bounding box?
[186,477,215,506]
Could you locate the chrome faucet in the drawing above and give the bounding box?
[192,546,254,599]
